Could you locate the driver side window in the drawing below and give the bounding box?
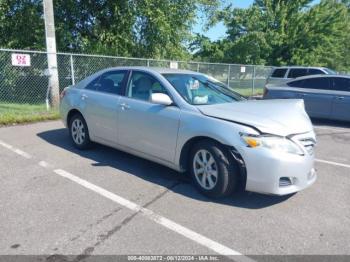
[127,72,168,101]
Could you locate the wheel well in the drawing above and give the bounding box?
[179,136,247,184]
[179,136,227,170]
[67,109,83,127]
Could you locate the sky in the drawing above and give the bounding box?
[193,0,255,41]
[193,0,320,41]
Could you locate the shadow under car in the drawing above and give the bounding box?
[37,128,294,209]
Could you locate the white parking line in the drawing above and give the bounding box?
[38,160,52,168]
[1,138,347,260]
[0,139,32,159]
[0,140,253,261]
[316,159,350,169]
[54,169,251,260]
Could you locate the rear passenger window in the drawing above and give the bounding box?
[308,69,325,75]
[271,69,287,78]
[85,70,127,95]
[302,78,331,90]
[85,76,100,91]
[287,80,305,88]
[98,71,127,95]
[333,78,350,92]
[288,69,308,78]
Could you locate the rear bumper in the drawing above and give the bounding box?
[240,142,316,196]
[59,99,69,127]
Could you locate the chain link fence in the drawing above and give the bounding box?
[0,48,273,122]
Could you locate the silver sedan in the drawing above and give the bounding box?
[264,75,350,121]
[60,67,316,198]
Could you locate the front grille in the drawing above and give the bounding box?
[298,138,316,155]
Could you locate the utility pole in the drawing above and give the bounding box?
[43,0,60,107]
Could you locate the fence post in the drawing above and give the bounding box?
[252,66,256,97]
[43,0,60,107]
[147,59,150,67]
[227,65,231,88]
[197,63,200,72]
[70,54,75,85]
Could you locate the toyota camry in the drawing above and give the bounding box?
[60,67,317,198]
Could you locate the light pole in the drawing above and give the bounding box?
[43,0,60,108]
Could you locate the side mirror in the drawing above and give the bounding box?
[151,93,173,106]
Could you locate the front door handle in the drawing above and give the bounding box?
[120,103,130,110]
[81,94,88,100]
[336,96,345,100]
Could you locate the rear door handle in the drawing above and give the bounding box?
[120,103,130,110]
[81,94,88,100]
[336,96,345,100]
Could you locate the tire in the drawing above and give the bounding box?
[189,140,239,198]
[69,113,91,150]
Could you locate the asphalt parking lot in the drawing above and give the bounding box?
[0,120,349,260]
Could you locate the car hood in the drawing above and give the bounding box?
[197,99,313,136]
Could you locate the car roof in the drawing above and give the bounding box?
[266,74,350,87]
[103,66,202,75]
[272,66,329,70]
[287,74,350,81]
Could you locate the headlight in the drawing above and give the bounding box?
[240,133,304,155]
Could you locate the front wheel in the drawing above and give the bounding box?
[189,140,239,198]
[69,114,91,150]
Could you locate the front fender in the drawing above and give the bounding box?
[174,111,259,169]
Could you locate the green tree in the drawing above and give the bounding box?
[133,0,195,59]
[194,0,350,71]
[340,0,350,72]
[0,0,221,60]
[289,0,349,71]
[0,0,45,49]
[54,0,136,56]
[130,0,220,59]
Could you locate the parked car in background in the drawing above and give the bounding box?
[60,67,316,198]
[264,75,350,121]
[266,66,337,86]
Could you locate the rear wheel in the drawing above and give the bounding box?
[189,140,238,198]
[69,114,91,150]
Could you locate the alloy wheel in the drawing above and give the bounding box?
[193,149,218,190]
[71,118,86,145]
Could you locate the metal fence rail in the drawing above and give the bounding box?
[0,48,273,111]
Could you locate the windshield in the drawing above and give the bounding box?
[162,73,245,105]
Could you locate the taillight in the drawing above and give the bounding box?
[60,87,68,100]
[263,87,268,97]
